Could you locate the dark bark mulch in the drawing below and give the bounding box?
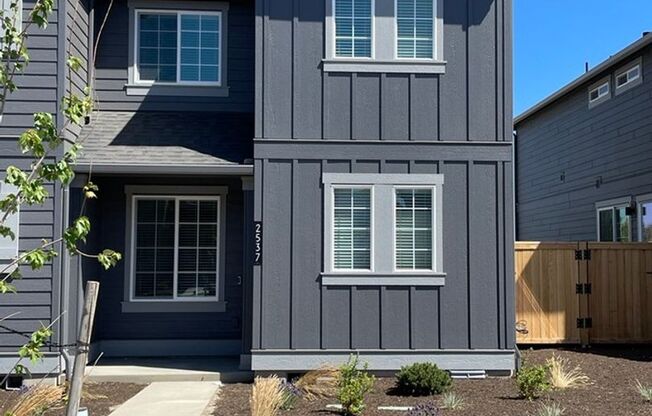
[0,382,146,416]
[214,346,652,416]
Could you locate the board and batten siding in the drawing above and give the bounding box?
[516,45,652,241]
[255,0,512,142]
[251,146,515,353]
[92,0,254,113]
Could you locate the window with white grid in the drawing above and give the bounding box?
[395,188,433,270]
[333,188,372,270]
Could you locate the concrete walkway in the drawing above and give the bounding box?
[108,381,221,416]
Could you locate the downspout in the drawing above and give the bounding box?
[60,185,74,380]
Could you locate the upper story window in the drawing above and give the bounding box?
[325,0,444,74]
[126,1,229,98]
[615,58,643,95]
[587,77,610,109]
[136,10,222,85]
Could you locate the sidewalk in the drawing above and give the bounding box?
[108,381,221,416]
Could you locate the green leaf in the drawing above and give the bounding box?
[66,55,83,72]
[0,280,16,293]
[0,225,16,240]
[83,181,99,199]
[98,249,122,270]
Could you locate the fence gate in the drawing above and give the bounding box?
[516,241,652,345]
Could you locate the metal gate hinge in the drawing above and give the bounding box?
[576,283,592,294]
[575,249,591,260]
[577,317,593,329]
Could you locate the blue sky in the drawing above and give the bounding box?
[514,0,652,116]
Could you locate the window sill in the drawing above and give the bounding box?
[322,59,446,74]
[320,272,446,287]
[121,300,227,313]
[124,83,230,97]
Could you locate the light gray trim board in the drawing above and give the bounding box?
[0,354,61,375]
[121,300,227,313]
[74,163,254,176]
[322,60,446,74]
[250,349,516,371]
[322,173,444,186]
[515,33,652,124]
[588,76,611,109]
[123,185,229,307]
[321,273,445,286]
[241,176,254,191]
[89,339,242,358]
[614,56,643,96]
[125,84,230,97]
[595,196,632,210]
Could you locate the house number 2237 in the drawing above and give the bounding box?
[254,221,263,265]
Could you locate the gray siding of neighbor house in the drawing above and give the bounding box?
[0,1,67,360]
[65,0,90,139]
[93,0,254,113]
[74,176,245,343]
[251,0,514,365]
[516,46,652,241]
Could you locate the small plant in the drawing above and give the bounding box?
[279,379,302,410]
[407,402,440,416]
[440,391,464,410]
[635,380,652,402]
[534,402,565,416]
[337,355,375,416]
[395,363,452,396]
[516,363,550,400]
[295,365,340,400]
[546,354,590,389]
[5,385,65,416]
[251,376,285,416]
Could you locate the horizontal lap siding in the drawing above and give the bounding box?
[65,0,90,139]
[87,176,244,341]
[253,146,513,351]
[93,0,254,112]
[516,45,652,241]
[257,0,510,142]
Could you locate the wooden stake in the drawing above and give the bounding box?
[65,281,99,416]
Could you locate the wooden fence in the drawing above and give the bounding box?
[515,241,652,345]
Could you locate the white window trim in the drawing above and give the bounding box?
[330,185,375,272]
[635,193,652,242]
[323,0,445,73]
[129,195,221,303]
[615,57,643,96]
[392,185,437,273]
[133,9,223,87]
[322,173,445,287]
[595,197,632,242]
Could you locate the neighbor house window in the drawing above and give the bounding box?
[589,82,609,103]
[334,0,373,58]
[332,188,372,270]
[135,10,222,84]
[322,174,444,286]
[395,188,433,270]
[615,59,643,95]
[616,65,640,88]
[637,194,652,242]
[396,0,434,59]
[597,203,631,242]
[132,196,220,301]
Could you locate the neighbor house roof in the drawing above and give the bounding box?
[514,33,652,126]
[76,111,254,175]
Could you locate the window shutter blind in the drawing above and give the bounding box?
[397,0,433,59]
[395,188,432,270]
[333,188,371,270]
[335,0,372,58]
[0,183,19,262]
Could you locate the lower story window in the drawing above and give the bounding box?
[132,196,220,300]
[597,204,631,242]
[395,188,433,270]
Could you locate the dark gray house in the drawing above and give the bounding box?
[515,34,652,243]
[1,0,516,378]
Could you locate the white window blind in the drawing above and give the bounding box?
[396,0,433,59]
[333,188,371,270]
[395,188,432,270]
[334,0,372,58]
[133,197,219,300]
[1,0,22,30]
[0,183,19,262]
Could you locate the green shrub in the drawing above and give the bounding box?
[337,355,375,416]
[395,363,451,396]
[516,363,551,400]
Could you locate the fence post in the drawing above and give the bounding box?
[65,281,100,416]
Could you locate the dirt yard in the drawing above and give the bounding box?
[0,382,145,416]
[214,346,652,416]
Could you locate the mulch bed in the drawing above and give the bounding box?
[214,346,652,415]
[0,382,146,416]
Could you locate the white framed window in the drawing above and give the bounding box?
[1,0,22,32]
[324,0,444,73]
[130,195,221,302]
[615,58,643,95]
[636,193,652,242]
[133,9,222,86]
[596,199,632,242]
[616,65,640,88]
[322,174,444,287]
[589,81,609,103]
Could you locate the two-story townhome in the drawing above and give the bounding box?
[515,34,652,242]
[1,0,516,379]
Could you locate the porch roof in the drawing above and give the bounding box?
[76,111,254,174]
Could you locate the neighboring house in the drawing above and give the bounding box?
[1,0,515,378]
[515,33,652,243]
